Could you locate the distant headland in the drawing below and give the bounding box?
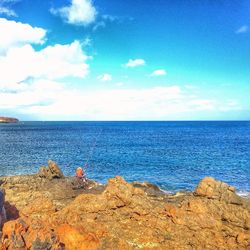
[0,117,19,123]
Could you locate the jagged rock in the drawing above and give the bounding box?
[2,218,57,250]
[195,176,243,204]
[0,170,249,250]
[38,160,64,179]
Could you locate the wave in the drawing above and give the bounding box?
[236,190,250,198]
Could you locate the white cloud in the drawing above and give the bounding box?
[1,78,243,120]
[235,25,249,34]
[0,40,89,89]
[0,18,92,119]
[0,79,64,109]
[0,18,46,54]
[125,59,145,68]
[0,18,89,99]
[51,0,97,26]
[97,73,112,82]
[150,69,167,76]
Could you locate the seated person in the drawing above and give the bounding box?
[75,167,86,184]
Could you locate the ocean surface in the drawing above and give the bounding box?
[0,121,249,195]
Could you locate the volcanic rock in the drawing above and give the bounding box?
[195,176,243,205]
[38,160,64,179]
[0,163,249,249]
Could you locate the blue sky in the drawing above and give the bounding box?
[0,0,249,120]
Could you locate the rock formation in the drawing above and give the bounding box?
[0,117,19,123]
[0,162,249,249]
[38,160,65,179]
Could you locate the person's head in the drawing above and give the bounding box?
[77,167,82,171]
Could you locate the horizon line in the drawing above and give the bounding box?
[14,120,250,122]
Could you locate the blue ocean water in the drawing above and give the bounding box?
[0,121,249,195]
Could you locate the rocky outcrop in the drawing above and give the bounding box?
[0,163,249,249]
[38,160,64,179]
[0,117,19,123]
[0,160,101,214]
[195,176,243,204]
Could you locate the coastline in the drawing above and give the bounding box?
[0,160,249,249]
[1,120,249,195]
[0,117,19,123]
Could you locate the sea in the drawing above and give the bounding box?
[0,121,249,196]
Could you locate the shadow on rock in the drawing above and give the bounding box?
[4,202,19,220]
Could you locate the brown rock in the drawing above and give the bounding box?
[38,160,64,180]
[195,176,243,204]
[2,217,57,250]
[0,171,250,250]
[57,224,100,250]
[21,197,57,219]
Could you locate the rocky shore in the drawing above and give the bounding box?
[0,117,19,123]
[0,160,249,249]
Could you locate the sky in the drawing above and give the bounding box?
[0,0,249,121]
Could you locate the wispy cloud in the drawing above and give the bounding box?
[93,20,105,31]
[0,0,19,17]
[0,6,16,16]
[125,59,145,68]
[102,14,118,22]
[50,0,97,26]
[150,69,167,76]
[97,73,112,82]
[235,25,249,34]
[93,14,133,32]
